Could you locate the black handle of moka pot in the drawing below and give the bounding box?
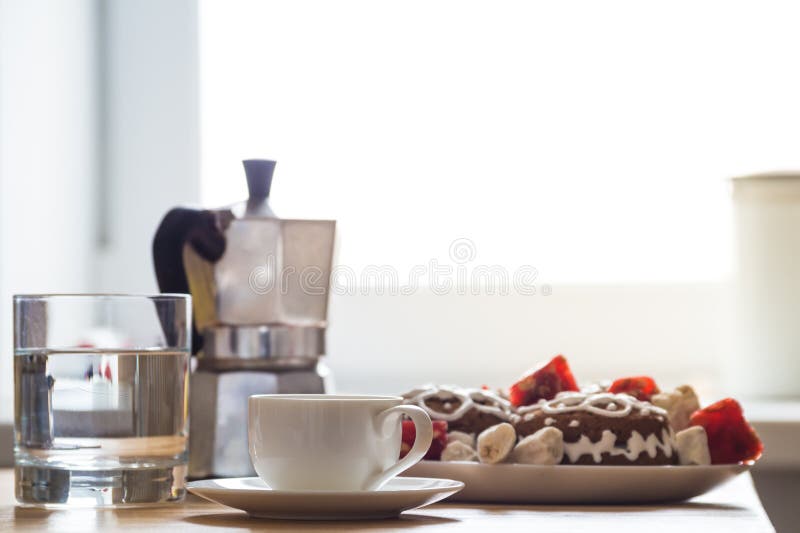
[152,208,228,354]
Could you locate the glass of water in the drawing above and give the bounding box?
[13,294,191,507]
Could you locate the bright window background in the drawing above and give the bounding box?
[200,0,800,284]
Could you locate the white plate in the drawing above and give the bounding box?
[186,476,464,520]
[404,461,751,504]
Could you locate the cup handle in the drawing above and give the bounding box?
[366,405,433,491]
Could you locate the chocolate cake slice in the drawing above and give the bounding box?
[402,385,515,435]
[514,392,677,465]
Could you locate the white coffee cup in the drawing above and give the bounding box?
[248,394,433,491]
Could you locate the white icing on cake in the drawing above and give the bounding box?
[568,420,580,427]
[540,391,668,418]
[563,428,675,463]
[544,417,555,426]
[403,385,514,423]
[515,401,545,415]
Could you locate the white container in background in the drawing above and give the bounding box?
[730,172,800,399]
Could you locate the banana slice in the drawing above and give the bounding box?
[651,385,700,432]
[512,427,564,465]
[442,441,478,462]
[447,431,475,448]
[676,426,711,465]
[476,423,516,464]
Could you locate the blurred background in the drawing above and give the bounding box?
[1,0,799,470]
[4,0,800,400]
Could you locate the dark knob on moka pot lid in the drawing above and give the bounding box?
[243,159,276,199]
[242,159,277,217]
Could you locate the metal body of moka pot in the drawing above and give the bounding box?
[153,160,336,478]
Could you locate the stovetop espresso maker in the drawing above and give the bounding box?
[153,160,336,478]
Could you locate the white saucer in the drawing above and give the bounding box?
[186,476,464,520]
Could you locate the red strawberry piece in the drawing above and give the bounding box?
[400,419,448,460]
[689,398,763,464]
[509,355,579,407]
[426,420,448,460]
[608,376,660,401]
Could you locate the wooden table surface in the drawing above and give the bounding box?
[0,469,774,532]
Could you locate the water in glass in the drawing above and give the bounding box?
[14,348,189,506]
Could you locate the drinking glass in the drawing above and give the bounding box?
[14,294,191,507]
